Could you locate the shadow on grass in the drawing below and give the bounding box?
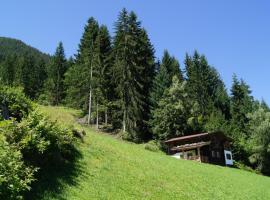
[24,147,84,200]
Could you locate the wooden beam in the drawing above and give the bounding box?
[197,147,201,163]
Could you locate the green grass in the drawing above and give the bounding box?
[29,105,270,200]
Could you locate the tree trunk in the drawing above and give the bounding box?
[96,101,99,129]
[87,66,93,125]
[87,89,92,125]
[105,107,108,126]
[123,109,126,132]
[56,69,60,105]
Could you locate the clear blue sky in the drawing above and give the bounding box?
[1,1,270,103]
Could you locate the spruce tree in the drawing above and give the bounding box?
[113,9,155,141]
[230,74,255,161]
[65,17,99,124]
[230,74,254,132]
[185,51,230,121]
[150,50,183,109]
[45,42,67,105]
[93,25,113,127]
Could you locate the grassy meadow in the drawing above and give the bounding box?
[27,105,270,200]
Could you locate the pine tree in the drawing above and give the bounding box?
[113,9,155,141]
[185,51,230,120]
[94,25,113,127]
[150,50,183,109]
[65,17,99,124]
[261,99,270,112]
[45,42,67,105]
[230,74,254,132]
[230,74,255,161]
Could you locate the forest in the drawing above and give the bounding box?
[1,8,270,199]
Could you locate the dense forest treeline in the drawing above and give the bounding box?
[1,8,270,175]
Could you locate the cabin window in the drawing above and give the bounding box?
[211,151,215,158]
[226,153,232,160]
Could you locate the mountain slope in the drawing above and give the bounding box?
[0,37,50,61]
[29,106,270,200]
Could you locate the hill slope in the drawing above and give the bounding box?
[29,106,270,200]
[0,37,50,61]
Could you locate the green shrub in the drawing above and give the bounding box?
[3,110,76,167]
[234,161,261,174]
[0,135,36,200]
[0,86,33,121]
[144,140,161,152]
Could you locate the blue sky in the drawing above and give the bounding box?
[1,1,270,103]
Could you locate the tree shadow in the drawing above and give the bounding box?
[24,146,84,200]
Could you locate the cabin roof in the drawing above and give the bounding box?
[171,141,211,151]
[165,131,232,144]
[165,132,209,143]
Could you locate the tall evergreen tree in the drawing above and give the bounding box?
[113,9,155,141]
[150,50,183,109]
[230,74,255,161]
[44,42,67,105]
[65,17,99,123]
[185,51,230,120]
[93,25,113,127]
[230,74,254,133]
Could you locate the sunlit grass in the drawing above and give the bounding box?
[30,105,270,200]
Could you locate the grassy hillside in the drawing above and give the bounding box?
[28,106,270,200]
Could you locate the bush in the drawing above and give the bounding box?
[0,134,36,200]
[234,161,261,174]
[3,110,76,167]
[0,86,33,121]
[0,87,78,199]
[144,140,161,152]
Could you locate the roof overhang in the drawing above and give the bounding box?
[171,141,211,151]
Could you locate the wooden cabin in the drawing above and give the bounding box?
[165,132,233,166]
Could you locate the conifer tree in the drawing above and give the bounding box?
[65,17,99,124]
[113,9,155,140]
[93,25,113,127]
[150,50,183,109]
[45,42,67,105]
[230,74,255,161]
[230,74,254,132]
[185,51,230,120]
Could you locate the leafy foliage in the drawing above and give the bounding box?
[0,86,33,121]
[247,108,270,174]
[0,134,36,200]
[151,77,201,142]
[3,111,76,167]
[0,87,78,199]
